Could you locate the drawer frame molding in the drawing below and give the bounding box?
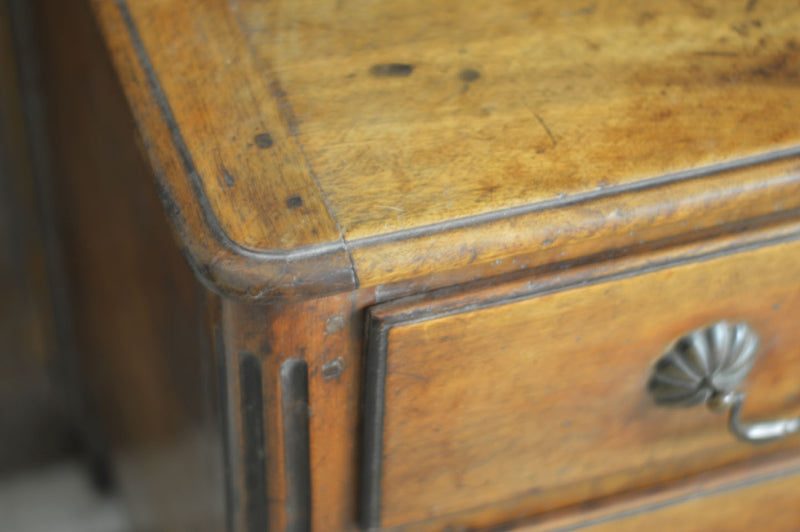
[360,227,800,530]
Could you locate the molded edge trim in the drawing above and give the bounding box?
[105,0,357,302]
[95,0,800,302]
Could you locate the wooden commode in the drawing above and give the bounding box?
[19,0,800,530]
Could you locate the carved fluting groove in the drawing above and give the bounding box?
[648,321,759,407]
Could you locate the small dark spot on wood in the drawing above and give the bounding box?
[749,54,793,80]
[260,338,273,355]
[325,316,346,334]
[637,11,656,25]
[370,63,414,77]
[321,357,345,380]
[687,0,715,18]
[458,68,481,82]
[653,108,673,120]
[584,39,600,51]
[286,196,304,209]
[731,23,749,37]
[750,19,762,27]
[562,3,596,17]
[254,132,274,148]
[746,0,758,12]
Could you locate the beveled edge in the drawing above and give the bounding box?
[92,0,800,302]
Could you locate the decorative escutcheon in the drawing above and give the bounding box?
[647,320,800,444]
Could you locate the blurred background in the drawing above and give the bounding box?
[1,1,130,529]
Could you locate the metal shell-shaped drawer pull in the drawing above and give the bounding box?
[648,321,800,444]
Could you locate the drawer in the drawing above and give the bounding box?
[361,237,800,530]
[577,471,800,532]
[519,456,800,531]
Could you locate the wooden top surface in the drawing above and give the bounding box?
[92,0,800,299]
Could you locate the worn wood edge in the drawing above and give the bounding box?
[362,220,800,528]
[88,0,358,302]
[511,450,800,532]
[113,0,350,254]
[359,155,800,294]
[356,146,800,250]
[91,0,800,302]
[370,218,800,328]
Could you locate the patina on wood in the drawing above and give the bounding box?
[24,1,800,531]
[91,0,800,300]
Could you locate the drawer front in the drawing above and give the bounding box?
[362,237,800,529]
[519,458,800,532]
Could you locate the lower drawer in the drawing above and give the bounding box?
[520,456,800,531]
[362,236,800,529]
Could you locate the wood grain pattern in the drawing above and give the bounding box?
[357,156,800,291]
[233,0,800,241]
[516,452,800,531]
[578,472,800,532]
[220,291,370,532]
[99,0,344,252]
[90,0,800,300]
[89,0,356,301]
[29,1,800,531]
[367,236,800,529]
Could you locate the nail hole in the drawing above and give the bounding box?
[254,132,274,148]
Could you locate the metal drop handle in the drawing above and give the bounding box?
[647,320,800,444]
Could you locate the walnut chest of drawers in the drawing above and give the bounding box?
[26,0,800,530]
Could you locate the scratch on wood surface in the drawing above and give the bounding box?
[219,162,236,187]
[377,204,405,213]
[535,113,558,147]
[694,50,740,57]
[388,370,429,383]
